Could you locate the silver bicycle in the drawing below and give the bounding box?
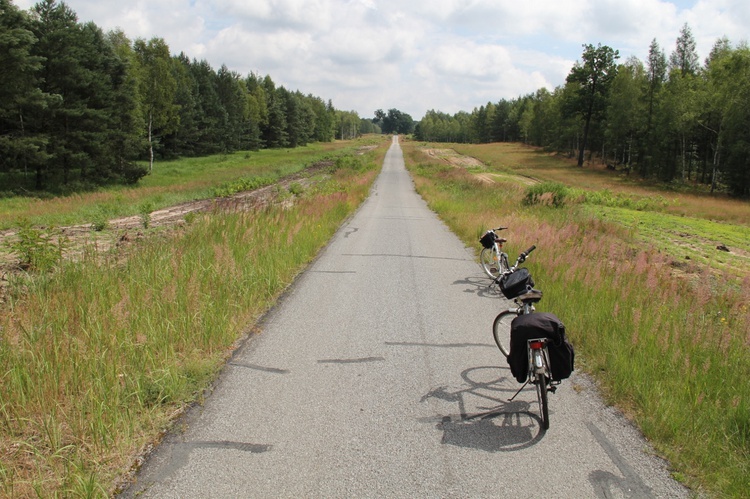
[479,226,510,279]
[492,245,556,430]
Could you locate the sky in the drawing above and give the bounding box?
[12,0,750,120]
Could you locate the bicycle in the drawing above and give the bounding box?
[491,245,561,430]
[479,226,510,279]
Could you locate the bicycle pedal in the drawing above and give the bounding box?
[548,385,557,394]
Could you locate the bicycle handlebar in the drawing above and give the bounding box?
[508,244,537,269]
[493,226,508,232]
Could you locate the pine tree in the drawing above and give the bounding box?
[0,0,51,189]
[565,43,620,166]
[669,23,700,77]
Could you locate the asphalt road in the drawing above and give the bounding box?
[122,136,689,498]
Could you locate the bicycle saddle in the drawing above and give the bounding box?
[517,289,543,303]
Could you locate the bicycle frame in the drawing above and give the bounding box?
[492,238,505,254]
[480,227,509,279]
[505,301,535,315]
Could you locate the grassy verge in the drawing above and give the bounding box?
[402,139,749,498]
[0,140,387,496]
[450,141,750,225]
[0,136,385,230]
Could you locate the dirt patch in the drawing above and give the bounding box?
[420,148,543,187]
[474,173,495,184]
[0,161,334,302]
[421,148,485,168]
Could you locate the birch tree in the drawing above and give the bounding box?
[133,37,178,172]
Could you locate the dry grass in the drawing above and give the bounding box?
[448,142,750,225]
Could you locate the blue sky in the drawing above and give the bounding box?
[12,0,750,120]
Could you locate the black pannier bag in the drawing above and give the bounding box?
[498,268,534,299]
[479,231,496,249]
[506,312,574,383]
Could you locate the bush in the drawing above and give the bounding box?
[212,175,275,197]
[120,162,149,185]
[6,219,63,271]
[91,207,110,232]
[138,202,154,229]
[335,156,366,171]
[523,182,569,207]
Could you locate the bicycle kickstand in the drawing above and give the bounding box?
[508,380,530,402]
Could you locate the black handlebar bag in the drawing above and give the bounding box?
[507,312,574,383]
[479,231,496,249]
[498,268,534,299]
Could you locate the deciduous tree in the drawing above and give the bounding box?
[133,37,178,172]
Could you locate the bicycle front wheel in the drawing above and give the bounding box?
[480,247,500,279]
[535,367,550,430]
[492,310,517,357]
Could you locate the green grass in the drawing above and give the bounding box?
[585,205,750,277]
[0,138,387,496]
[0,138,384,230]
[402,138,750,498]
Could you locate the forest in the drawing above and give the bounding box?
[3,0,748,198]
[414,26,750,197]
[0,0,380,194]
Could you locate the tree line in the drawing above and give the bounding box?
[0,0,379,193]
[414,24,750,197]
[372,109,415,135]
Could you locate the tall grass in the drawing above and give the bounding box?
[402,140,750,498]
[0,147,383,496]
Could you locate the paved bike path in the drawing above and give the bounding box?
[123,136,688,498]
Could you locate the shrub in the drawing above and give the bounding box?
[335,156,365,171]
[288,182,304,196]
[138,202,154,229]
[523,182,569,207]
[212,175,275,197]
[6,219,63,272]
[91,207,109,232]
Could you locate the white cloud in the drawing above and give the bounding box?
[10,0,749,118]
[206,0,335,30]
[206,26,313,70]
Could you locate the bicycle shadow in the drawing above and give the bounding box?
[452,275,502,299]
[421,365,546,452]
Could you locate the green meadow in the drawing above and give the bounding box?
[0,139,379,230]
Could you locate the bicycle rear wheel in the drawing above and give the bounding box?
[492,310,517,357]
[480,247,500,278]
[535,367,550,430]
